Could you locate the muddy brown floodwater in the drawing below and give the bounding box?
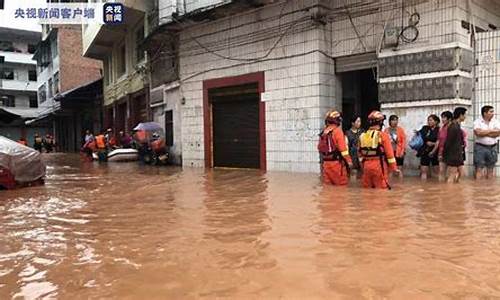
[1,154,500,299]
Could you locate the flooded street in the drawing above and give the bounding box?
[1,154,500,299]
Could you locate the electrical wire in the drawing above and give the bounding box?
[149,1,321,59]
[170,14,309,62]
[343,0,368,52]
[180,49,337,83]
[149,1,410,63]
[144,0,433,85]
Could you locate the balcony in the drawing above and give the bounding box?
[0,51,37,65]
[82,1,151,59]
[103,71,145,106]
[0,79,38,92]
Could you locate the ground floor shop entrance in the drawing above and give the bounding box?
[203,72,266,170]
[211,88,260,169]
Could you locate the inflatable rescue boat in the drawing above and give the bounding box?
[92,148,139,162]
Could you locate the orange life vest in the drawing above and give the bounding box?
[95,135,106,149]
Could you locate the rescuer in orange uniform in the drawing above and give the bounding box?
[318,110,352,186]
[359,111,399,189]
[95,132,108,162]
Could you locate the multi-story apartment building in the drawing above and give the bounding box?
[82,0,153,136]
[0,26,47,145]
[32,22,103,151]
[141,0,500,174]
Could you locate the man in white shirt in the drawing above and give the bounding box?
[473,105,500,179]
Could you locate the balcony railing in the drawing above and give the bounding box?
[0,51,37,65]
[0,79,38,92]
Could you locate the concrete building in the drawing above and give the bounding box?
[31,23,103,151]
[82,0,153,137]
[0,0,49,145]
[142,0,500,173]
[475,30,500,175]
[0,28,48,146]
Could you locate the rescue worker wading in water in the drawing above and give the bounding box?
[95,132,108,162]
[318,110,353,185]
[359,111,399,189]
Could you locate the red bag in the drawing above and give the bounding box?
[0,167,16,190]
[318,132,335,154]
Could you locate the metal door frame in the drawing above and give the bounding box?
[202,72,266,170]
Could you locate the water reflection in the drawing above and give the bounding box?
[1,155,500,298]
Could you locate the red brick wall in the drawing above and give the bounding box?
[58,26,102,92]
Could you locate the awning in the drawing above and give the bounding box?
[335,52,378,73]
[25,110,54,126]
[0,108,21,124]
[54,78,103,103]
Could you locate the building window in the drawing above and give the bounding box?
[54,72,59,94]
[38,84,47,103]
[103,57,111,85]
[0,40,14,52]
[136,26,145,63]
[50,35,58,58]
[0,95,15,107]
[37,42,51,70]
[48,78,53,98]
[29,95,38,108]
[27,44,37,54]
[0,68,14,80]
[165,110,173,146]
[461,20,486,33]
[117,44,126,76]
[29,70,37,81]
[0,0,4,10]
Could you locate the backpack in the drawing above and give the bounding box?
[408,132,424,151]
[318,131,336,154]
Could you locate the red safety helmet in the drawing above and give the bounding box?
[368,110,385,122]
[325,110,342,124]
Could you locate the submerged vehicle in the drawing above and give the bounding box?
[0,136,46,190]
[133,122,169,165]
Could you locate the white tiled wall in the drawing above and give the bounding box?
[179,0,324,172]
[382,102,473,170]
[174,0,500,173]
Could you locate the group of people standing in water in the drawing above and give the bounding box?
[16,133,55,153]
[319,105,499,189]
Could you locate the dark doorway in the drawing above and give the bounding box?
[210,83,260,169]
[341,69,379,130]
[104,106,113,131]
[132,94,147,126]
[116,102,127,132]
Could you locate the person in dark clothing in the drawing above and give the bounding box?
[345,115,364,178]
[118,131,132,148]
[44,134,54,153]
[443,107,467,183]
[418,114,440,179]
[33,133,43,152]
